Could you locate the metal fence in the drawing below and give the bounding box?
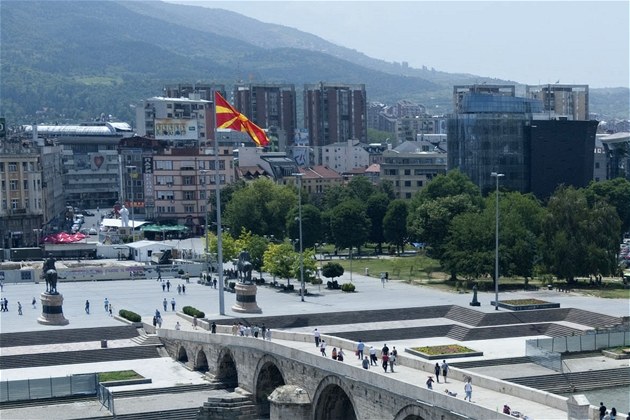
[0,373,98,402]
[526,330,630,372]
[97,383,115,415]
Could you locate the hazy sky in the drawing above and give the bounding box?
[169,1,629,88]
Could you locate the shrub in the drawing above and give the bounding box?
[182,306,205,319]
[118,309,141,323]
[341,283,356,292]
[311,277,323,285]
[228,281,236,290]
[178,269,185,276]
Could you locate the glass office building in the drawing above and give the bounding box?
[447,93,543,194]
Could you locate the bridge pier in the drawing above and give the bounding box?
[269,385,312,420]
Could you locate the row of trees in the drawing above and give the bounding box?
[207,173,630,284]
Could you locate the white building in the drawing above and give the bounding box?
[313,139,369,174]
[126,240,175,262]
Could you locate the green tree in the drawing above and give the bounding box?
[330,199,371,252]
[366,193,389,253]
[408,170,482,261]
[383,199,409,255]
[224,178,295,239]
[586,177,630,236]
[262,242,298,286]
[346,176,376,203]
[321,261,344,281]
[542,186,621,282]
[208,231,239,263]
[442,211,494,280]
[286,204,322,249]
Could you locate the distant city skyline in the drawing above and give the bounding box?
[169,0,630,89]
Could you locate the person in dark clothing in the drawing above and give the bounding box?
[600,402,607,420]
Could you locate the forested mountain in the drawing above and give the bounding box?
[1,0,627,125]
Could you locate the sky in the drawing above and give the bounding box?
[168,0,630,89]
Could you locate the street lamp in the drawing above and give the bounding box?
[126,165,137,241]
[491,172,504,310]
[292,172,305,302]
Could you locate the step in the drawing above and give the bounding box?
[0,325,139,348]
[112,383,221,398]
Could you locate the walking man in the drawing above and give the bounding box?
[104,297,109,311]
[357,340,365,359]
[85,300,90,314]
[156,266,162,281]
[441,359,449,383]
[163,298,167,311]
[464,380,473,402]
[320,340,327,356]
[313,328,321,347]
[32,297,36,309]
[166,280,171,292]
[17,301,22,315]
[369,346,378,366]
[171,297,176,311]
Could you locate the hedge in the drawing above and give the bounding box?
[341,283,356,292]
[183,305,205,319]
[119,309,141,323]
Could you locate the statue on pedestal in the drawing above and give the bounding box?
[236,250,253,285]
[120,205,129,227]
[470,283,480,306]
[43,256,59,294]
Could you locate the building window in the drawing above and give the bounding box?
[404,169,411,175]
[157,191,175,200]
[11,199,19,209]
[156,175,174,185]
[404,181,411,187]
[184,205,194,213]
[23,180,29,190]
[184,191,195,200]
[155,160,173,170]
[182,176,194,185]
[8,162,17,172]
[10,180,18,191]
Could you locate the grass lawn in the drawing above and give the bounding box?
[329,254,630,299]
[501,299,551,305]
[98,370,144,382]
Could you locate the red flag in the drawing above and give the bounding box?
[215,92,269,147]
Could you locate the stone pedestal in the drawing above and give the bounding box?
[232,283,262,313]
[38,292,69,325]
[269,385,311,420]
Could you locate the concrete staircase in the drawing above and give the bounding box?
[197,394,258,420]
[130,331,163,347]
[0,325,139,348]
[111,383,225,399]
[505,367,630,393]
[89,407,201,420]
[564,308,622,329]
[0,346,161,370]
[451,356,533,369]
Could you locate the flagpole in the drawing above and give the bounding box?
[215,130,225,316]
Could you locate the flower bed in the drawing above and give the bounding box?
[491,298,559,311]
[405,344,483,360]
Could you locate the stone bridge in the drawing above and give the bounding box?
[159,329,516,420]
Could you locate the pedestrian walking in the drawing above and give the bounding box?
[157,316,162,328]
[600,403,608,420]
[356,340,365,359]
[441,360,449,383]
[166,280,171,292]
[320,340,327,356]
[85,300,90,314]
[152,316,157,327]
[213,278,217,289]
[261,323,266,338]
[171,297,176,311]
[32,296,36,309]
[369,346,378,365]
[389,351,396,372]
[382,352,389,372]
[426,376,435,390]
[192,316,198,329]
[2,297,7,312]
[17,302,22,315]
[610,407,617,420]
[211,321,217,334]
[434,362,441,383]
[177,284,182,295]
[104,297,109,311]
[266,328,272,341]
[156,266,162,281]
[231,322,238,335]
[253,325,260,338]
[175,321,181,330]
[182,284,186,294]
[362,356,370,370]
[313,328,321,347]
[163,298,168,311]
[337,348,345,362]
[331,347,337,360]
[108,304,113,317]
[464,380,473,401]
[162,283,166,292]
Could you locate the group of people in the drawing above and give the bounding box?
[600,402,620,420]
[103,297,113,316]
[232,322,271,340]
[162,297,177,312]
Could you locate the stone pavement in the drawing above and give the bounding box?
[1,269,629,419]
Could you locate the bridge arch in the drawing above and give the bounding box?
[216,347,238,389]
[253,355,286,418]
[194,349,209,372]
[394,404,431,420]
[312,375,357,420]
[177,345,189,363]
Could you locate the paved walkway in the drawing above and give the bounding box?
[1,269,629,418]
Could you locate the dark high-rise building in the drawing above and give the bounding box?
[448,84,598,198]
[233,84,296,145]
[304,83,367,147]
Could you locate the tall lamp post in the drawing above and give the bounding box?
[292,172,305,302]
[491,172,504,310]
[126,165,137,241]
